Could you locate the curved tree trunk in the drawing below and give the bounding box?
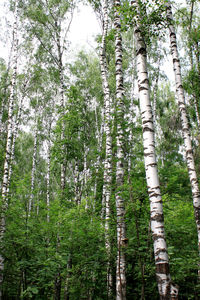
[131,1,178,299]
[166,0,200,277]
[114,1,127,299]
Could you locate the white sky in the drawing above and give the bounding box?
[0,2,101,62]
[68,4,101,53]
[0,0,186,84]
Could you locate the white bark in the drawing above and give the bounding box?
[114,1,127,299]
[46,122,52,223]
[166,0,200,276]
[7,91,25,195]
[132,1,178,299]
[74,163,81,205]
[194,97,200,130]
[55,22,66,193]
[99,0,113,294]
[0,4,18,297]
[28,122,38,216]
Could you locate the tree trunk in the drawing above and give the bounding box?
[131,1,178,299]
[28,120,38,216]
[46,120,52,223]
[0,5,18,296]
[99,0,113,295]
[114,1,127,299]
[7,89,25,195]
[56,24,66,194]
[166,0,200,277]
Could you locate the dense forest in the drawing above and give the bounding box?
[0,0,200,299]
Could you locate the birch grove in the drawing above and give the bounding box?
[0,0,200,298]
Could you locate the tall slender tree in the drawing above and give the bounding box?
[166,0,200,276]
[99,0,113,295]
[131,0,178,299]
[0,3,18,296]
[114,0,127,299]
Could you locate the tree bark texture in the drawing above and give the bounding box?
[99,0,113,295]
[28,121,38,216]
[0,5,18,297]
[56,22,66,193]
[114,0,126,299]
[166,0,200,275]
[132,0,178,299]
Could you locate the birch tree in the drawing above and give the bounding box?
[166,0,200,276]
[131,0,178,298]
[0,4,18,296]
[99,0,113,295]
[114,0,127,298]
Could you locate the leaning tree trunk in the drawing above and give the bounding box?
[166,0,200,276]
[131,0,178,299]
[114,1,127,299]
[99,0,113,295]
[0,5,18,297]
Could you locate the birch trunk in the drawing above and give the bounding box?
[99,0,113,294]
[46,122,52,223]
[187,3,200,132]
[28,122,38,216]
[166,0,200,276]
[114,1,127,299]
[0,5,18,296]
[7,92,25,195]
[55,26,65,294]
[194,98,200,130]
[132,1,178,298]
[56,25,66,193]
[74,163,81,205]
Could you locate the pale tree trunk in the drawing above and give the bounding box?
[114,1,127,299]
[28,121,38,216]
[56,29,65,293]
[54,28,65,298]
[56,24,66,194]
[194,42,200,129]
[166,0,200,277]
[131,0,178,299]
[152,54,161,128]
[188,0,194,69]
[0,60,12,138]
[7,87,26,195]
[194,41,200,82]
[0,5,18,297]
[46,121,52,223]
[99,0,113,295]
[152,53,161,147]
[193,98,200,130]
[74,162,82,205]
[187,2,200,132]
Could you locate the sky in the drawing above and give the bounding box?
[0,1,183,85]
[68,4,101,53]
[0,2,101,63]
